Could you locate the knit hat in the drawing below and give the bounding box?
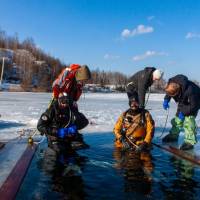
[153,69,163,80]
[75,65,91,81]
[165,82,181,97]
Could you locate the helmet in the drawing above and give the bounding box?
[75,65,91,81]
[153,69,163,80]
[165,82,181,97]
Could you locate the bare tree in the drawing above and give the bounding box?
[14,49,36,88]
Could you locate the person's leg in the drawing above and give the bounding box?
[180,116,197,150]
[162,117,183,142]
[72,133,90,149]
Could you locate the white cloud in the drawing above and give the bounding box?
[104,54,120,60]
[185,32,200,39]
[147,16,155,21]
[121,29,131,37]
[132,50,168,61]
[121,24,154,38]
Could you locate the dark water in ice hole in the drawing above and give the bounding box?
[16,132,200,200]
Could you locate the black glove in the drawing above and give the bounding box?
[135,142,148,153]
[119,137,130,149]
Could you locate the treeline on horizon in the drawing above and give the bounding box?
[0,28,165,92]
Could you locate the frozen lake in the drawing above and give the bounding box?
[0,91,182,138]
[1,92,200,199]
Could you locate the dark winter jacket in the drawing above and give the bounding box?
[126,67,156,107]
[164,74,200,116]
[37,100,88,137]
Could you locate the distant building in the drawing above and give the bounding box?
[84,84,116,93]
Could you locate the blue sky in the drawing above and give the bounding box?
[0,0,200,80]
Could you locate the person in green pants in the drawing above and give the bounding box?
[162,74,200,150]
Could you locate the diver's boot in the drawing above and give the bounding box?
[162,133,178,143]
[162,117,181,143]
[180,142,194,150]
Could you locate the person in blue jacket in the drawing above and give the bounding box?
[162,74,200,150]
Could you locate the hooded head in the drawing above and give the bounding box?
[129,97,139,111]
[75,65,91,81]
[58,92,70,109]
[152,69,163,81]
[165,82,181,97]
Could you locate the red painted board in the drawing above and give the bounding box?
[0,144,37,200]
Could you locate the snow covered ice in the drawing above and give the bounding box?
[0,91,200,144]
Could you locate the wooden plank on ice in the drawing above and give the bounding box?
[152,142,200,166]
[0,143,37,200]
